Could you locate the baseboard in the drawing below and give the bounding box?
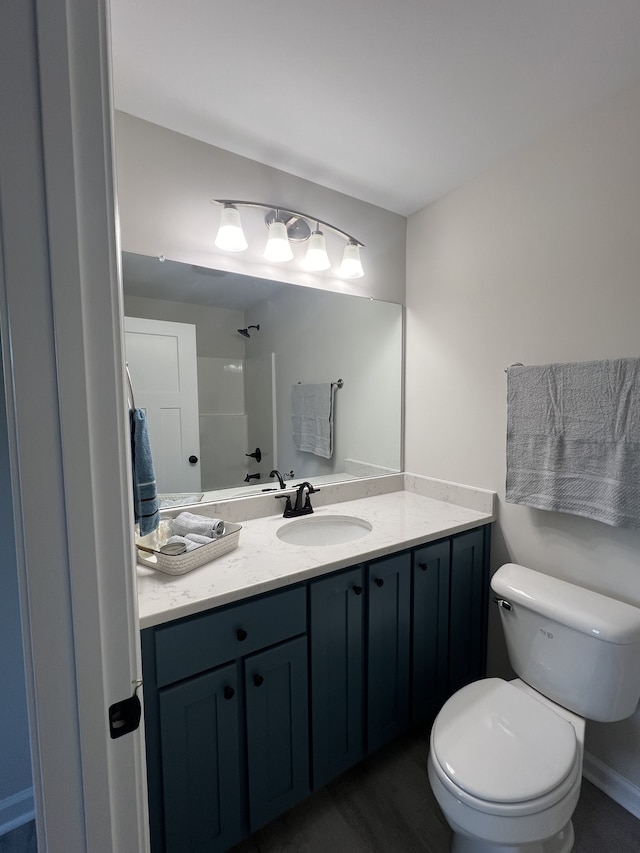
[583,751,640,820]
[0,787,35,837]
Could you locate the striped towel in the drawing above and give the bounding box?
[506,358,640,527]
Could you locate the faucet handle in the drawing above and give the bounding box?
[293,481,320,493]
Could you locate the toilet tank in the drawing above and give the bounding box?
[491,563,640,722]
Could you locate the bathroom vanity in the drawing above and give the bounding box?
[137,479,495,853]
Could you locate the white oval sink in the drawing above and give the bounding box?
[277,514,372,546]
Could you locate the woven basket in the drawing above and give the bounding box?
[136,521,241,575]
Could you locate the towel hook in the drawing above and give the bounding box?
[125,363,136,409]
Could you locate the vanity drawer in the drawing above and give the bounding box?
[154,585,306,687]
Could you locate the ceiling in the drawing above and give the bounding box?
[109,0,640,217]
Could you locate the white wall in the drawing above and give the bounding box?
[114,112,406,305]
[406,80,640,792]
[124,294,245,359]
[249,285,403,481]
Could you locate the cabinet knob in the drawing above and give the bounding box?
[223,685,235,700]
[236,628,248,642]
[374,577,384,588]
[418,562,428,571]
[253,674,264,687]
[352,584,363,595]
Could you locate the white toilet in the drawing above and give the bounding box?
[428,562,640,853]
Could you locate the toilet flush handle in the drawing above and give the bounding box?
[493,597,512,612]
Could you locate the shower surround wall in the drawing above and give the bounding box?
[197,355,248,489]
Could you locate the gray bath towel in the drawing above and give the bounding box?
[291,383,335,459]
[506,358,640,527]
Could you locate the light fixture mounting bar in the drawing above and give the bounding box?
[212,199,365,247]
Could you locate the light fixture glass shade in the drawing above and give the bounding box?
[215,204,248,252]
[303,229,331,271]
[338,241,364,278]
[264,220,293,262]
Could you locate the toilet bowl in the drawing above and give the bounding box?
[425,562,640,853]
[428,678,585,853]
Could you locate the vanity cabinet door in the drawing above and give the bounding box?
[309,565,364,789]
[366,551,411,752]
[449,527,489,694]
[158,663,243,853]
[411,539,451,721]
[244,635,310,832]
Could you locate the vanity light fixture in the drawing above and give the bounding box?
[212,199,365,278]
[338,240,364,279]
[264,211,294,262]
[303,225,331,271]
[214,203,248,252]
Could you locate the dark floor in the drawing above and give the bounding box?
[231,729,640,853]
[3,732,639,852]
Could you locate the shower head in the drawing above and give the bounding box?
[237,324,260,338]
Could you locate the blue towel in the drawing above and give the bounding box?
[130,408,159,535]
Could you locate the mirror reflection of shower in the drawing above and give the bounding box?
[237,324,260,338]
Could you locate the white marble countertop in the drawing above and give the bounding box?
[136,478,496,629]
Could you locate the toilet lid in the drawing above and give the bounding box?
[432,679,578,804]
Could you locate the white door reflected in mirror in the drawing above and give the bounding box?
[124,316,201,493]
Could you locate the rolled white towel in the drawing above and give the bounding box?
[169,511,225,538]
[185,533,214,545]
[163,534,203,553]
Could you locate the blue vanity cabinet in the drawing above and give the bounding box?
[157,663,243,853]
[244,635,310,831]
[449,527,491,693]
[141,522,492,852]
[141,584,308,853]
[309,552,413,777]
[411,539,451,722]
[366,551,412,752]
[309,565,365,789]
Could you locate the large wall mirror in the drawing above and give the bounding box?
[122,252,403,505]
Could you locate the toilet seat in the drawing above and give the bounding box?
[431,678,580,816]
